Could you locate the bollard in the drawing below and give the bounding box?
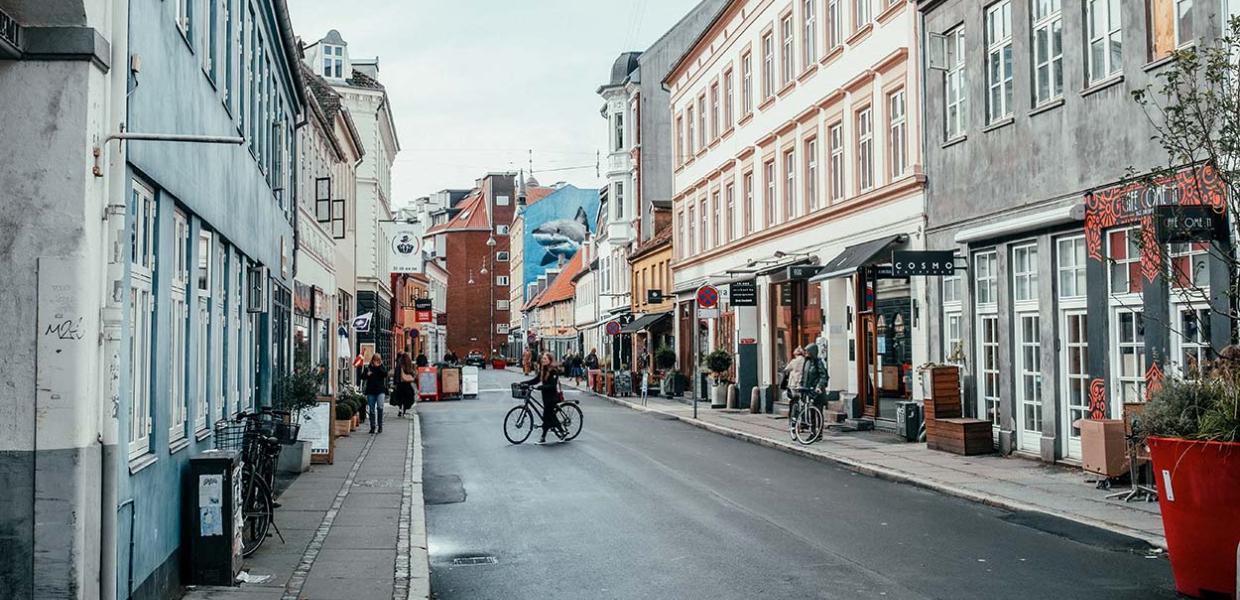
[750,387,761,414]
[726,384,737,409]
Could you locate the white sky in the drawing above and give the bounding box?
[287,0,703,209]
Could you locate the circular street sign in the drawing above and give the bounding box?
[605,321,622,336]
[696,285,719,309]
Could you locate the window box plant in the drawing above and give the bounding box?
[1140,358,1240,598]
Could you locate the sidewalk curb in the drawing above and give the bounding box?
[572,384,1168,550]
[411,412,430,599]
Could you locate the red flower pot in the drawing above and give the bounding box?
[1146,436,1240,599]
[492,359,507,369]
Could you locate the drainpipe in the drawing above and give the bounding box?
[100,0,131,597]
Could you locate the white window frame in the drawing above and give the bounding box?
[1011,242,1039,303]
[827,0,842,49]
[854,0,872,30]
[710,83,720,139]
[888,89,907,179]
[496,251,510,262]
[724,182,735,244]
[803,0,818,68]
[170,210,190,444]
[781,15,795,86]
[1172,305,1211,379]
[805,138,819,209]
[497,299,511,311]
[1016,312,1044,451]
[194,230,213,434]
[763,32,775,98]
[724,70,735,126]
[1060,308,1090,458]
[1111,306,1146,407]
[1057,236,1087,298]
[129,181,157,459]
[744,172,756,234]
[829,123,844,202]
[974,250,998,306]
[176,0,191,36]
[699,197,708,251]
[496,224,510,235]
[856,107,874,192]
[986,0,1014,122]
[496,275,510,287]
[944,27,968,139]
[1087,0,1123,83]
[742,52,754,115]
[978,314,1001,429]
[783,148,797,220]
[764,161,777,226]
[1108,226,1142,295]
[1032,0,1064,105]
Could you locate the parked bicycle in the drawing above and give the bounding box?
[504,383,583,444]
[788,387,824,445]
[214,408,295,556]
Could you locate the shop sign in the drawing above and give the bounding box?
[891,250,957,277]
[739,338,757,345]
[780,284,794,306]
[696,285,719,309]
[388,227,421,274]
[1157,206,1225,244]
[787,265,823,280]
[646,289,664,304]
[729,280,758,306]
[414,298,433,323]
[873,265,897,279]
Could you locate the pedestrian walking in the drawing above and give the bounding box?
[521,352,562,445]
[361,353,388,434]
[444,349,458,364]
[584,348,599,370]
[781,346,806,401]
[415,352,428,368]
[393,352,417,417]
[521,348,533,375]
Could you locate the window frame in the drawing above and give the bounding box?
[1087,0,1123,83]
[804,137,819,210]
[764,160,777,226]
[1032,0,1064,105]
[944,27,968,139]
[742,52,754,115]
[781,14,796,86]
[762,31,776,98]
[829,122,845,202]
[888,89,907,179]
[803,0,818,68]
[1011,242,1039,303]
[129,181,158,459]
[1057,235,1087,298]
[986,0,1014,122]
[783,147,797,220]
[856,106,874,193]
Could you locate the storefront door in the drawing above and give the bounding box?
[1060,309,1089,460]
[1015,313,1043,453]
[860,314,878,418]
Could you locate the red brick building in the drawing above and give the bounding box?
[426,173,518,359]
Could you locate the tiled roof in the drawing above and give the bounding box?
[630,225,673,260]
[534,251,584,307]
[424,191,489,234]
[347,69,385,90]
[525,186,555,206]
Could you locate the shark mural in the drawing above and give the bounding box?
[521,184,601,290]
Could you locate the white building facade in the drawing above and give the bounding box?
[667,0,928,421]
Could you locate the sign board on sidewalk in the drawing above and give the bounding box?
[297,399,334,464]
[729,280,758,306]
[696,285,719,309]
[891,250,957,277]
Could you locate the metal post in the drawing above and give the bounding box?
[693,302,699,420]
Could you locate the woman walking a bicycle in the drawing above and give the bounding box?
[521,352,562,445]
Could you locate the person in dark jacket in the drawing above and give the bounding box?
[584,349,599,370]
[393,352,417,417]
[521,352,562,444]
[415,352,428,368]
[361,354,389,434]
[444,349,459,364]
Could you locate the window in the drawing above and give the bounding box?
[888,90,907,179]
[942,273,962,303]
[129,182,157,458]
[781,15,795,86]
[783,148,797,219]
[805,138,819,209]
[1063,310,1090,442]
[724,183,735,244]
[944,27,968,139]
[1108,227,1143,294]
[711,191,721,248]
[614,112,624,151]
[1113,307,1146,403]
[687,106,696,156]
[176,0,191,37]
[1057,236,1087,297]
[724,70,735,126]
[688,204,696,254]
[854,0,872,30]
[1149,0,1194,60]
[497,300,510,311]
[676,115,686,164]
[322,44,344,79]
[699,197,708,251]
[979,315,1001,427]
[698,95,707,149]
[829,123,844,201]
[170,210,190,444]
[986,0,1014,122]
[975,250,998,305]
[195,231,212,433]
[1168,241,1210,289]
[744,172,756,234]
[496,251,510,262]
[742,52,754,114]
[496,276,509,286]
[803,0,818,67]
[1176,307,1212,378]
[944,311,964,364]
[764,160,777,225]
[1012,243,1039,302]
[710,84,720,139]
[856,107,874,192]
[206,0,219,78]
[827,0,842,48]
[614,181,625,220]
[1032,0,1064,104]
[1017,314,1044,435]
[762,32,776,98]
[678,210,687,258]
[496,224,510,235]
[497,324,511,334]
[1087,0,1123,82]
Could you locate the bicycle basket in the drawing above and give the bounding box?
[214,420,247,452]
[511,383,530,399]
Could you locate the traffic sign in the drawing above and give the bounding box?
[605,321,622,336]
[696,285,719,309]
[698,308,720,319]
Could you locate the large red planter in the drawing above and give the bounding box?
[1146,436,1240,599]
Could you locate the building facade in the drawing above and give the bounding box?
[919,0,1236,459]
[667,0,927,417]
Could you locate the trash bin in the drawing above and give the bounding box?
[895,400,922,442]
[187,450,242,586]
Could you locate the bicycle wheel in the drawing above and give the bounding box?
[556,403,583,441]
[793,405,824,445]
[788,400,801,441]
[241,477,273,557]
[503,406,534,444]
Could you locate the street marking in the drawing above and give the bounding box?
[282,433,377,600]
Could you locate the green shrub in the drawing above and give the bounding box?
[703,349,734,382]
[655,346,677,371]
[335,403,354,421]
[1143,371,1240,444]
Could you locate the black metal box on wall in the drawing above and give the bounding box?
[186,450,242,586]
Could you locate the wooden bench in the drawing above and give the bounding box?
[927,418,994,455]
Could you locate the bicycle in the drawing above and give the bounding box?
[214,408,292,557]
[504,383,583,444]
[788,387,824,445]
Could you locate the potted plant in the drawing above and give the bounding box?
[1139,356,1240,598]
[334,402,354,437]
[704,349,734,408]
[274,370,323,474]
[655,347,682,397]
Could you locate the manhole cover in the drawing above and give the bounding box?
[450,555,497,566]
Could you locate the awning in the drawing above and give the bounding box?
[619,312,671,334]
[811,235,906,281]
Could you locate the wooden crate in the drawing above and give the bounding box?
[925,367,963,421]
[927,418,993,455]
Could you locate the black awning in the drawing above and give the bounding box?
[619,312,672,334]
[811,235,906,281]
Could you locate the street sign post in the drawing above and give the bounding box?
[696,285,719,309]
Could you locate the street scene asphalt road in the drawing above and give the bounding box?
[422,369,1175,600]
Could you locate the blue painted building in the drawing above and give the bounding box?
[117,1,303,598]
[520,184,601,292]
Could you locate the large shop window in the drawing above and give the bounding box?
[1168,241,1210,290]
[771,281,824,381]
[1108,227,1143,294]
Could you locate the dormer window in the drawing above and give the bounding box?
[323,44,344,79]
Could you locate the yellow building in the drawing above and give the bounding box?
[625,225,674,372]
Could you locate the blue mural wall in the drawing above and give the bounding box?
[521,185,600,289]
